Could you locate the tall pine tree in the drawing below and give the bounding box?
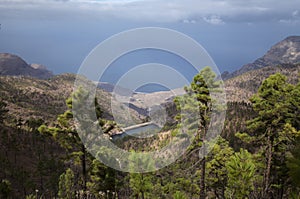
[237,73,300,198]
[39,87,102,193]
[175,66,222,199]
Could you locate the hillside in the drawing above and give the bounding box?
[225,63,300,102]
[223,36,300,79]
[0,74,144,198]
[0,53,53,79]
[0,74,144,127]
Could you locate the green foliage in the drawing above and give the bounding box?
[287,135,300,187]
[87,159,116,196]
[38,87,102,151]
[129,152,155,198]
[129,172,153,199]
[248,73,292,134]
[3,67,300,198]
[237,73,300,198]
[173,190,188,199]
[206,138,234,198]
[58,168,75,199]
[235,132,256,144]
[175,66,222,130]
[225,149,257,198]
[174,67,224,199]
[38,87,105,192]
[185,67,222,126]
[25,194,36,199]
[0,179,12,198]
[277,123,300,152]
[288,77,300,129]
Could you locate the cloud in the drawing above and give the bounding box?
[1,0,300,24]
[182,19,197,24]
[292,10,299,17]
[279,9,300,24]
[203,15,224,25]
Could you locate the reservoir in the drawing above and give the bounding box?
[112,123,160,140]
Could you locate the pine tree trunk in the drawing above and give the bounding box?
[263,132,272,199]
[141,174,145,199]
[199,110,207,199]
[141,191,145,199]
[199,156,206,199]
[81,144,87,192]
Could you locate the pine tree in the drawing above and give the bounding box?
[236,73,300,198]
[87,159,116,197]
[287,145,300,197]
[129,152,155,199]
[206,137,234,198]
[173,190,188,199]
[0,179,12,199]
[38,87,102,193]
[288,74,300,130]
[58,168,75,199]
[225,149,257,198]
[175,66,222,199]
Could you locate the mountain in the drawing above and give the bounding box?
[0,73,144,128]
[225,63,300,102]
[0,53,53,79]
[0,74,78,122]
[223,36,300,79]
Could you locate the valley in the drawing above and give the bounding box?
[0,36,299,198]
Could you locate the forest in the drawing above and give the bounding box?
[0,67,300,199]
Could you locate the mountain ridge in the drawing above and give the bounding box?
[0,53,53,79]
[222,35,300,79]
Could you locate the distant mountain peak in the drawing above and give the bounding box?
[264,35,300,64]
[223,36,300,79]
[0,53,53,79]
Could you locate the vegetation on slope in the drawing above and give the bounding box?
[0,66,299,198]
[225,63,300,102]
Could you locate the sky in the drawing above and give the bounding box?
[0,0,300,82]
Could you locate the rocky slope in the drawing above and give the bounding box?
[225,63,300,102]
[0,74,143,127]
[0,53,53,79]
[223,36,300,79]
